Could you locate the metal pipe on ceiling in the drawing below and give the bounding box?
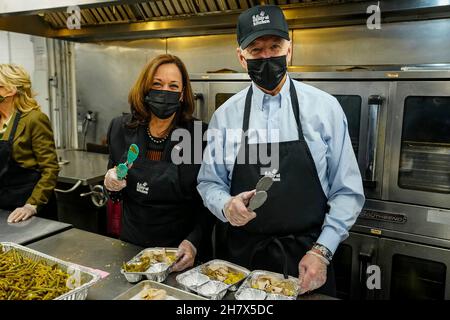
[1,0,450,41]
[0,0,145,16]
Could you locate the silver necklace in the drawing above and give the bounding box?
[147,126,169,144]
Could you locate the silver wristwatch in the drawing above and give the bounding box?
[312,243,333,262]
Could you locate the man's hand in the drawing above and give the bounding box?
[298,252,328,295]
[7,204,37,223]
[171,240,197,272]
[224,190,257,226]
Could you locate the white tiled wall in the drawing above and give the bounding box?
[0,31,49,116]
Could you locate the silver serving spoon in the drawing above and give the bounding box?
[247,175,274,211]
[248,191,268,211]
[255,176,274,192]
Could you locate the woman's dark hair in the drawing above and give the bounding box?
[127,54,195,130]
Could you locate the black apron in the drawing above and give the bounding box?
[0,111,57,219]
[216,80,336,297]
[120,128,197,248]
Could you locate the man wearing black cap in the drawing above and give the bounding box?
[198,5,364,297]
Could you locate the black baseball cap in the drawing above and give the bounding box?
[237,5,290,49]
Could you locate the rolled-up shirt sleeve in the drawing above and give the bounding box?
[197,114,232,222]
[316,98,365,255]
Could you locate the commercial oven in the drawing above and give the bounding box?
[386,81,450,210]
[191,74,251,122]
[299,80,390,200]
[378,237,450,299]
[190,70,450,299]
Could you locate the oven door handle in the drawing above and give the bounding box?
[364,95,383,188]
[194,93,206,121]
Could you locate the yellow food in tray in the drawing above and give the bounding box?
[122,256,151,272]
[251,274,297,297]
[123,248,176,272]
[0,248,71,300]
[140,285,167,300]
[141,248,177,265]
[202,263,245,285]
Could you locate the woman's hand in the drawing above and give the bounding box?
[7,204,37,223]
[171,240,197,272]
[104,167,127,192]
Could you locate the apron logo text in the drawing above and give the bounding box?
[262,168,281,181]
[136,182,149,195]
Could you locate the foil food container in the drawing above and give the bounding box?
[196,280,229,300]
[121,247,178,283]
[235,287,267,300]
[234,270,299,301]
[114,280,207,300]
[176,259,250,300]
[0,242,101,300]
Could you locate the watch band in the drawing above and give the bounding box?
[306,250,330,265]
[312,243,333,262]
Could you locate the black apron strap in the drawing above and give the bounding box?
[272,238,290,279]
[289,80,304,139]
[242,86,253,133]
[7,111,22,144]
[242,80,303,140]
[249,235,296,280]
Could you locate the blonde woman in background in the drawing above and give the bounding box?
[0,64,59,223]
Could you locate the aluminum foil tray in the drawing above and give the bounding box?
[121,247,178,283]
[0,242,101,300]
[114,280,207,300]
[176,259,250,300]
[234,270,299,300]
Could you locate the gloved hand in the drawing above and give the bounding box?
[298,251,328,295]
[104,167,127,192]
[223,190,257,226]
[7,204,37,223]
[171,240,197,272]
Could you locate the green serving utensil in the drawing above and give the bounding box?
[127,143,139,164]
[116,144,139,180]
[116,163,128,180]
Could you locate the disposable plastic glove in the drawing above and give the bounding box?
[171,240,197,272]
[104,167,127,192]
[298,251,328,295]
[223,190,257,226]
[7,204,37,223]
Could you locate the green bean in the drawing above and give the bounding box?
[0,248,72,300]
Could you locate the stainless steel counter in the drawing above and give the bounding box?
[56,149,108,186]
[27,228,336,300]
[0,209,72,245]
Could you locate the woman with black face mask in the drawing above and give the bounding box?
[104,54,215,272]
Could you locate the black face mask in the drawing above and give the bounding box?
[144,89,181,119]
[246,55,287,91]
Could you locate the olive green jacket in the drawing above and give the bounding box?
[1,110,59,211]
